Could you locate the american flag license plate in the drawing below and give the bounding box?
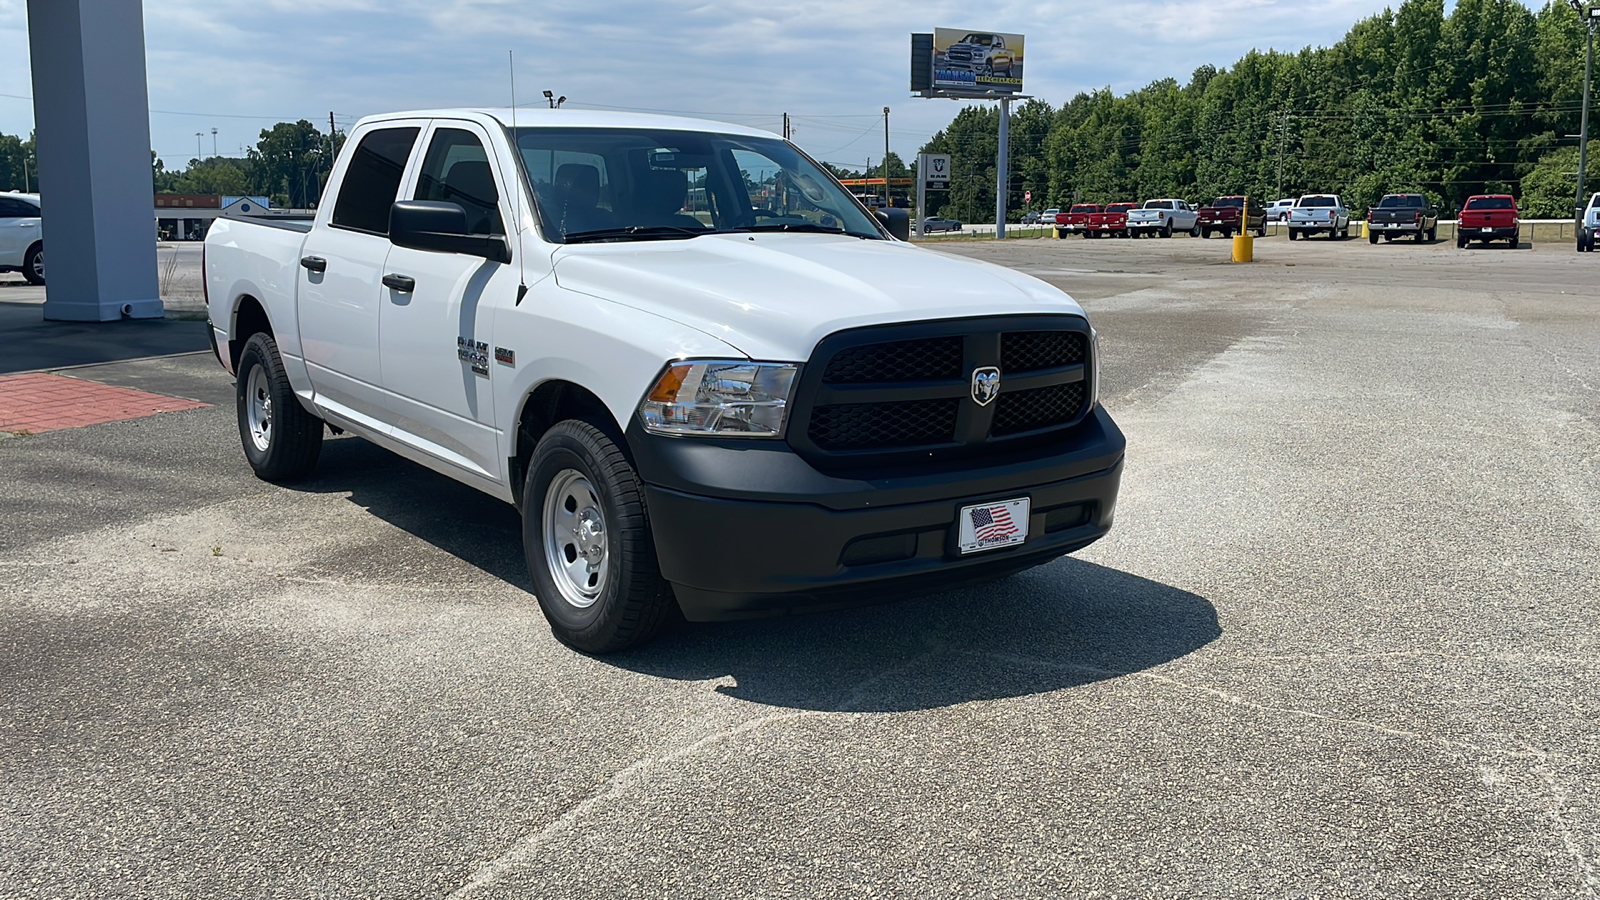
[958,497,1031,554]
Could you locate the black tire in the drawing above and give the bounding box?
[1509,231,1519,248]
[1162,221,1174,239]
[1369,231,1379,244]
[522,420,675,653]
[236,332,323,482]
[22,243,44,286]
[1457,234,1468,249]
[1189,223,1201,237]
[1288,229,1298,241]
[1428,226,1437,241]
[1200,228,1211,240]
[1256,223,1267,238]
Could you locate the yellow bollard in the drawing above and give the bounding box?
[1053,226,1063,239]
[1361,220,1370,239]
[1231,232,1254,262]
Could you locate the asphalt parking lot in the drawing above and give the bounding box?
[2,235,1597,898]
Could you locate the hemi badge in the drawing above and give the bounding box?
[495,347,515,366]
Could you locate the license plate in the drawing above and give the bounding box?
[958,498,1031,555]
[1482,227,1493,233]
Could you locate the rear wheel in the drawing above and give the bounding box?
[1162,221,1173,239]
[22,244,43,285]
[236,332,323,482]
[1457,233,1468,249]
[1369,231,1379,244]
[523,420,675,653]
[1200,228,1211,240]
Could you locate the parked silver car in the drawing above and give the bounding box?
[922,216,963,233]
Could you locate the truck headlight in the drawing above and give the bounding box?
[1089,328,1101,409]
[639,360,798,437]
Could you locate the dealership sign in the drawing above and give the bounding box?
[932,28,1024,93]
[921,154,950,188]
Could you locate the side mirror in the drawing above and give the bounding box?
[874,207,911,241]
[389,201,511,264]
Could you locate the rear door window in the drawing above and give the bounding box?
[0,197,38,218]
[331,126,421,236]
[414,127,504,234]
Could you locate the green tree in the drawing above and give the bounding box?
[0,132,38,192]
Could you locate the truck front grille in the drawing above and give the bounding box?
[790,317,1094,469]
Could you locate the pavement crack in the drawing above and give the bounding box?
[444,647,942,897]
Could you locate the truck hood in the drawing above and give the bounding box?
[549,233,1085,361]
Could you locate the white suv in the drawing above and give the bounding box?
[0,192,44,285]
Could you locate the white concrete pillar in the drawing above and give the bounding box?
[27,0,161,321]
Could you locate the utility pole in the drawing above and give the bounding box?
[1574,2,1597,223]
[882,107,891,208]
[782,112,789,140]
[1276,111,1288,200]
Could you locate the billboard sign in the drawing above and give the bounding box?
[933,28,1024,93]
[921,153,951,188]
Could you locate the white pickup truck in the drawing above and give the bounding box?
[1580,192,1600,253]
[1287,194,1350,240]
[204,108,1124,651]
[1126,199,1199,238]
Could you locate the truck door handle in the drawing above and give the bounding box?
[300,256,327,273]
[382,274,415,293]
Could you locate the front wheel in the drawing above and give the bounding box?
[236,332,323,482]
[523,420,675,653]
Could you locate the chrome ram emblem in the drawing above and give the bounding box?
[970,366,1001,406]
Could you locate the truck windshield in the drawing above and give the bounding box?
[1464,197,1515,211]
[1299,196,1336,207]
[509,127,883,243]
[1379,196,1423,208]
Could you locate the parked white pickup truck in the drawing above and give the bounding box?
[1580,192,1600,253]
[204,108,1125,651]
[1287,194,1350,240]
[1127,199,1199,238]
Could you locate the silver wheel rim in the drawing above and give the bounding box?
[245,364,272,453]
[30,250,42,281]
[542,469,608,609]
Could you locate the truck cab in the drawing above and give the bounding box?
[204,108,1124,652]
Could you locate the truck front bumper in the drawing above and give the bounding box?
[627,407,1125,621]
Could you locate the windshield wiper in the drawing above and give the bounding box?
[746,222,877,239]
[563,225,714,244]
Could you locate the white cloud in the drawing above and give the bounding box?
[0,0,1544,169]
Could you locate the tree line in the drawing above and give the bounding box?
[920,0,1600,222]
[0,120,344,209]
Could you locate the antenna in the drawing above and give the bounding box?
[509,50,528,302]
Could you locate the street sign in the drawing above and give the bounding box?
[1024,190,1032,203]
[922,153,951,188]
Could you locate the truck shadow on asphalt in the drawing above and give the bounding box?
[306,437,1221,713]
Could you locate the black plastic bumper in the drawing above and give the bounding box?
[1462,226,1518,240]
[627,406,1125,621]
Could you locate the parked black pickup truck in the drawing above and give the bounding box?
[1368,193,1438,243]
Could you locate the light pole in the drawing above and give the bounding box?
[211,127,218,157]
[1570,1,1599,222]
[195,132,203,161]
[882,107,891,208]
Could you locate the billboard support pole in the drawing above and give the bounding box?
[995,96,1010,239]
[916,155,927,238]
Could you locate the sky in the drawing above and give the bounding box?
[0,0,1548,173]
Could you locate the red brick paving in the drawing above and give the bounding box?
[0,372,208,434]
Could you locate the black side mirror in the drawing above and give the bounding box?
[874,207,911,241]
[389,201,511,264]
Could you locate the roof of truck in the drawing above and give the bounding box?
[355,108,778,140]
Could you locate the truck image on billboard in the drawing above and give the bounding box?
[933,28,1024,93]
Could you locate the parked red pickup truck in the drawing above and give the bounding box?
[1057,203,1100,237]
[1087,202,1136,238]
[1456,195,1519,248]
[1196,196,1265,239]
